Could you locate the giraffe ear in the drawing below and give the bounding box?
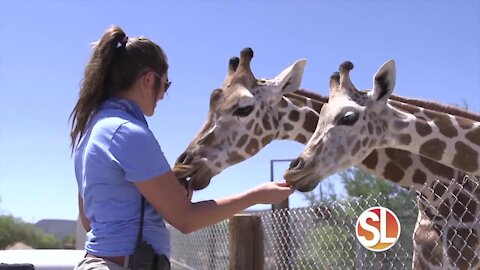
[372,60,396,102]
[273,59,307,94]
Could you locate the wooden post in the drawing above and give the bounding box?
[229,214,264,270]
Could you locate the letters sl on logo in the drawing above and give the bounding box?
[355,206,401,252]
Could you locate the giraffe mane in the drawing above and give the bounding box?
[288,89,480,121]
[389,95,480,121]
[290,89,329,103]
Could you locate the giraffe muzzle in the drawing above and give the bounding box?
[284,158,321,192]
[173,153,214,190]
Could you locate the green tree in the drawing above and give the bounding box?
[0,215,59,249]
[302,177,338,206]
[60,234,76,249]
[339,168,417,216]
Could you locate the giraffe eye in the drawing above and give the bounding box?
[233,105,254,117]
[337,111,359,126]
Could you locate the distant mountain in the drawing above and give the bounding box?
[6,241,33,250]
[35,219,76,240]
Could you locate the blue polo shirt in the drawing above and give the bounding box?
[74,97,171,257]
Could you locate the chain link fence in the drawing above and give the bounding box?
[169,177,479,269]
[170,220,230,270]
[261,201,416,270]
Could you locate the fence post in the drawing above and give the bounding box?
[229,214,264,270]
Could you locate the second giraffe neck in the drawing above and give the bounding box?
[384,101,480,175]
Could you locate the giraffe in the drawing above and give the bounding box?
[284,93,480,269]
[172,48,479,269]
[284,60,480,269]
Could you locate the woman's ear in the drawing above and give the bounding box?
[142,71,155,89]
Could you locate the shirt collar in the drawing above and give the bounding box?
[100,97,148,126]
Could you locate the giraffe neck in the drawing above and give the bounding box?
[383,101,480,175]
[273,92,320,144]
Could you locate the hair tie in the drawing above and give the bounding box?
[118,35,128,48]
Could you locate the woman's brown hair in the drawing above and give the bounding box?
[69,25,168,151]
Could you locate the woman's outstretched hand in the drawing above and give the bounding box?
[249,181,294,205]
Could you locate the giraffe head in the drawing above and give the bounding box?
[284,60,396,192]
[173,48,306,190]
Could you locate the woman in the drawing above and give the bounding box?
[70,25,293,270]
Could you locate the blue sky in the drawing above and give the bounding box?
[0,1,479,223]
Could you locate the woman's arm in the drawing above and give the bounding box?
[135,171,293,234]
[78,192,91,231]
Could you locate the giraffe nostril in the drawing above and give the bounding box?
[176,152,187,164]
[289,158,304,170]
[176,152,193,165]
